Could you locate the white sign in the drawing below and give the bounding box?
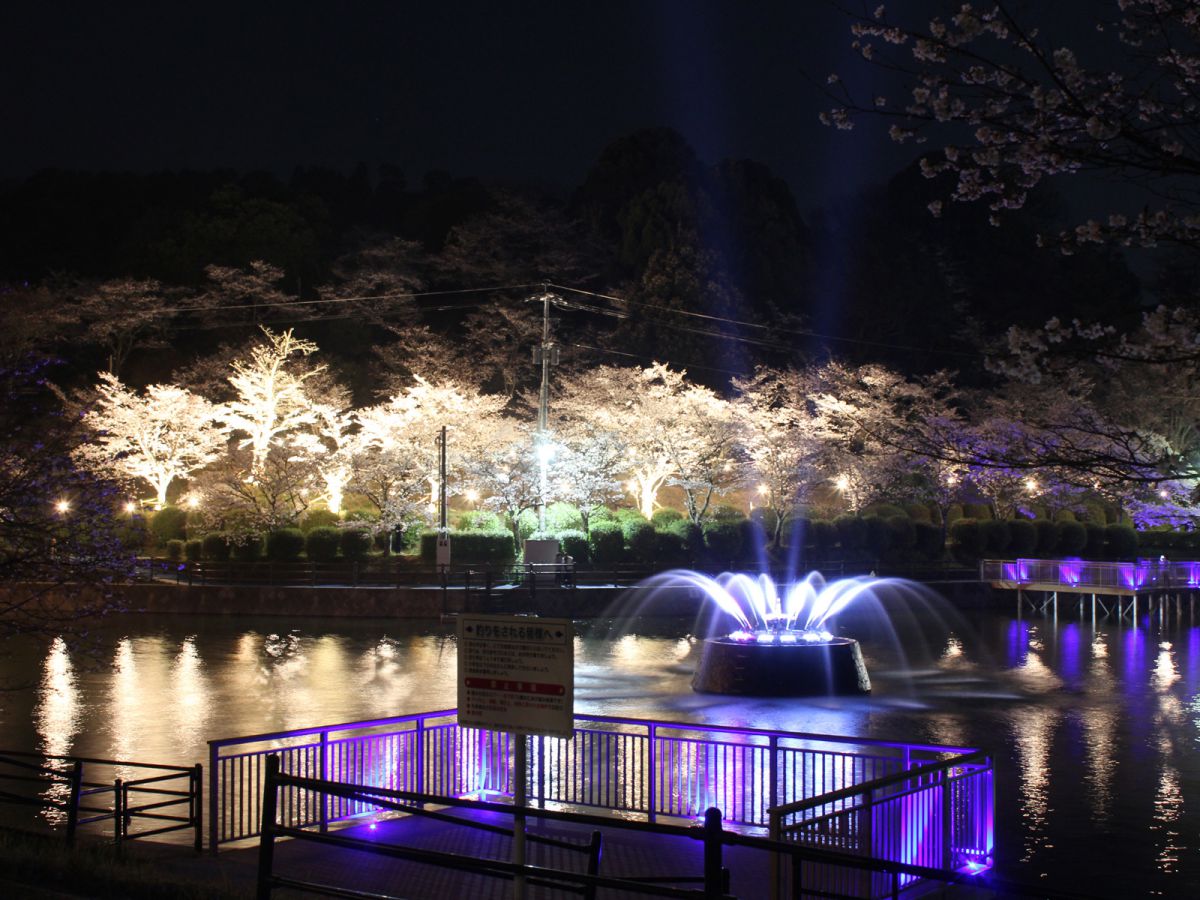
[457,614,574,738]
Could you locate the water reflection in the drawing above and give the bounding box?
[34,637,79,759]
[9,609,1200,896]
[33,637,79,823]
[169,636,211,753]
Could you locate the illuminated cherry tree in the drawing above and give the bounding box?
[79,372,226,508]
[461,419,543,550]
[557,364,695,519]
[350,376,507,526]
[733,367,826,545]
[218,327,324,476]
[290,402,355,515]
[548,420,627,532]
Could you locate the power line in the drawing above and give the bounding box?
[155,283,541,315]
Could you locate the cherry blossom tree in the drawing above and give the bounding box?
[218,327,324,476]
[350,376,507,527]
[548,420,627,532]
[557,363,714,519]
[75,278,180,375]
[733,367,827,545]
[460,419,543,551]
[1,360,133,644]
[188,441,319,536]
[826,2,1200,251]
[78,372,226,509]
[289,403,355,515]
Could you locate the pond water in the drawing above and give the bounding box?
[0,597,1198,898]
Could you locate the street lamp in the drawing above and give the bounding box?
[55,499,70,515]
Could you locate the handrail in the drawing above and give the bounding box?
[209,708,975,756]
[0,751,201,850]
[771,749,991,818]
[259,757,723,900]
[256,762,1039,900]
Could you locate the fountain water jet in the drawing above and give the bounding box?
[644,570,876,696]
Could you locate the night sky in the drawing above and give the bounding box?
[2,1,916,213]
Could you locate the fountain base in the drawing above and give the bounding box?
[691,636,871,696]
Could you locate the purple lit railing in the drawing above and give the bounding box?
[769,750,995,897]
[208,710,990,869]
[982,558,1198,593]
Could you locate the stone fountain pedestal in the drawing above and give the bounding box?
[691,636,871,696]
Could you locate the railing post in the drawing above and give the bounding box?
[703,807,724,900]
[257,755,281,900]
[193,763,204,853]
[942,767,954,869]
[208,742,220,855]
[647,724,657,822]
[769,808,782,900]
[536,734,546,809]
[319,730,329,833]
[416,715,426,798]
[769,735,779,815]
[65,760,82,846]
[114,778,124,845]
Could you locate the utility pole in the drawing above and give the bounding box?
[529,284,562,531]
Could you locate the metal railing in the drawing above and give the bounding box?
[254,760,1022,900]
[0,751,202,848]
[208,710,991,861]
[769,750,994,898]
[982,557,1200,593]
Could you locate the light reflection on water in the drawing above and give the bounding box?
[1,611,1200,896]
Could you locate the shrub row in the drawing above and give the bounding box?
[166,527,376,562]
[948,519,1139,562]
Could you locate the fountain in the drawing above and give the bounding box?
[647,571,876,696]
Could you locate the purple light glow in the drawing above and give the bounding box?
[1119,563,1149,589]
[1003,560,1031,582]
[1058,561,1082,586]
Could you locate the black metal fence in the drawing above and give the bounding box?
[0,751,202,849]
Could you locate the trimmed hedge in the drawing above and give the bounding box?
[913,521,943,560]
[201,532,231,561]
[306,527,342,561]
[1084,523,1107,559]
[950,519,984,563]
[1034,519,1059,556]
[628,522,657,567]
[266,528,305,561]
[589,523,624,565]
[185,539,203,562]
[1008,519,1037,556]
[981,519,1011,554]
[340,528,374,560]
[884,515,916,560]
[703,520,743,564]
[165,539,185,562]
[1057,520,1087,555]
[835,515,867,553]
[419,530,515,565]
[1106,524,1138,559]
[558,530,590,565]
[230,535,264,561]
